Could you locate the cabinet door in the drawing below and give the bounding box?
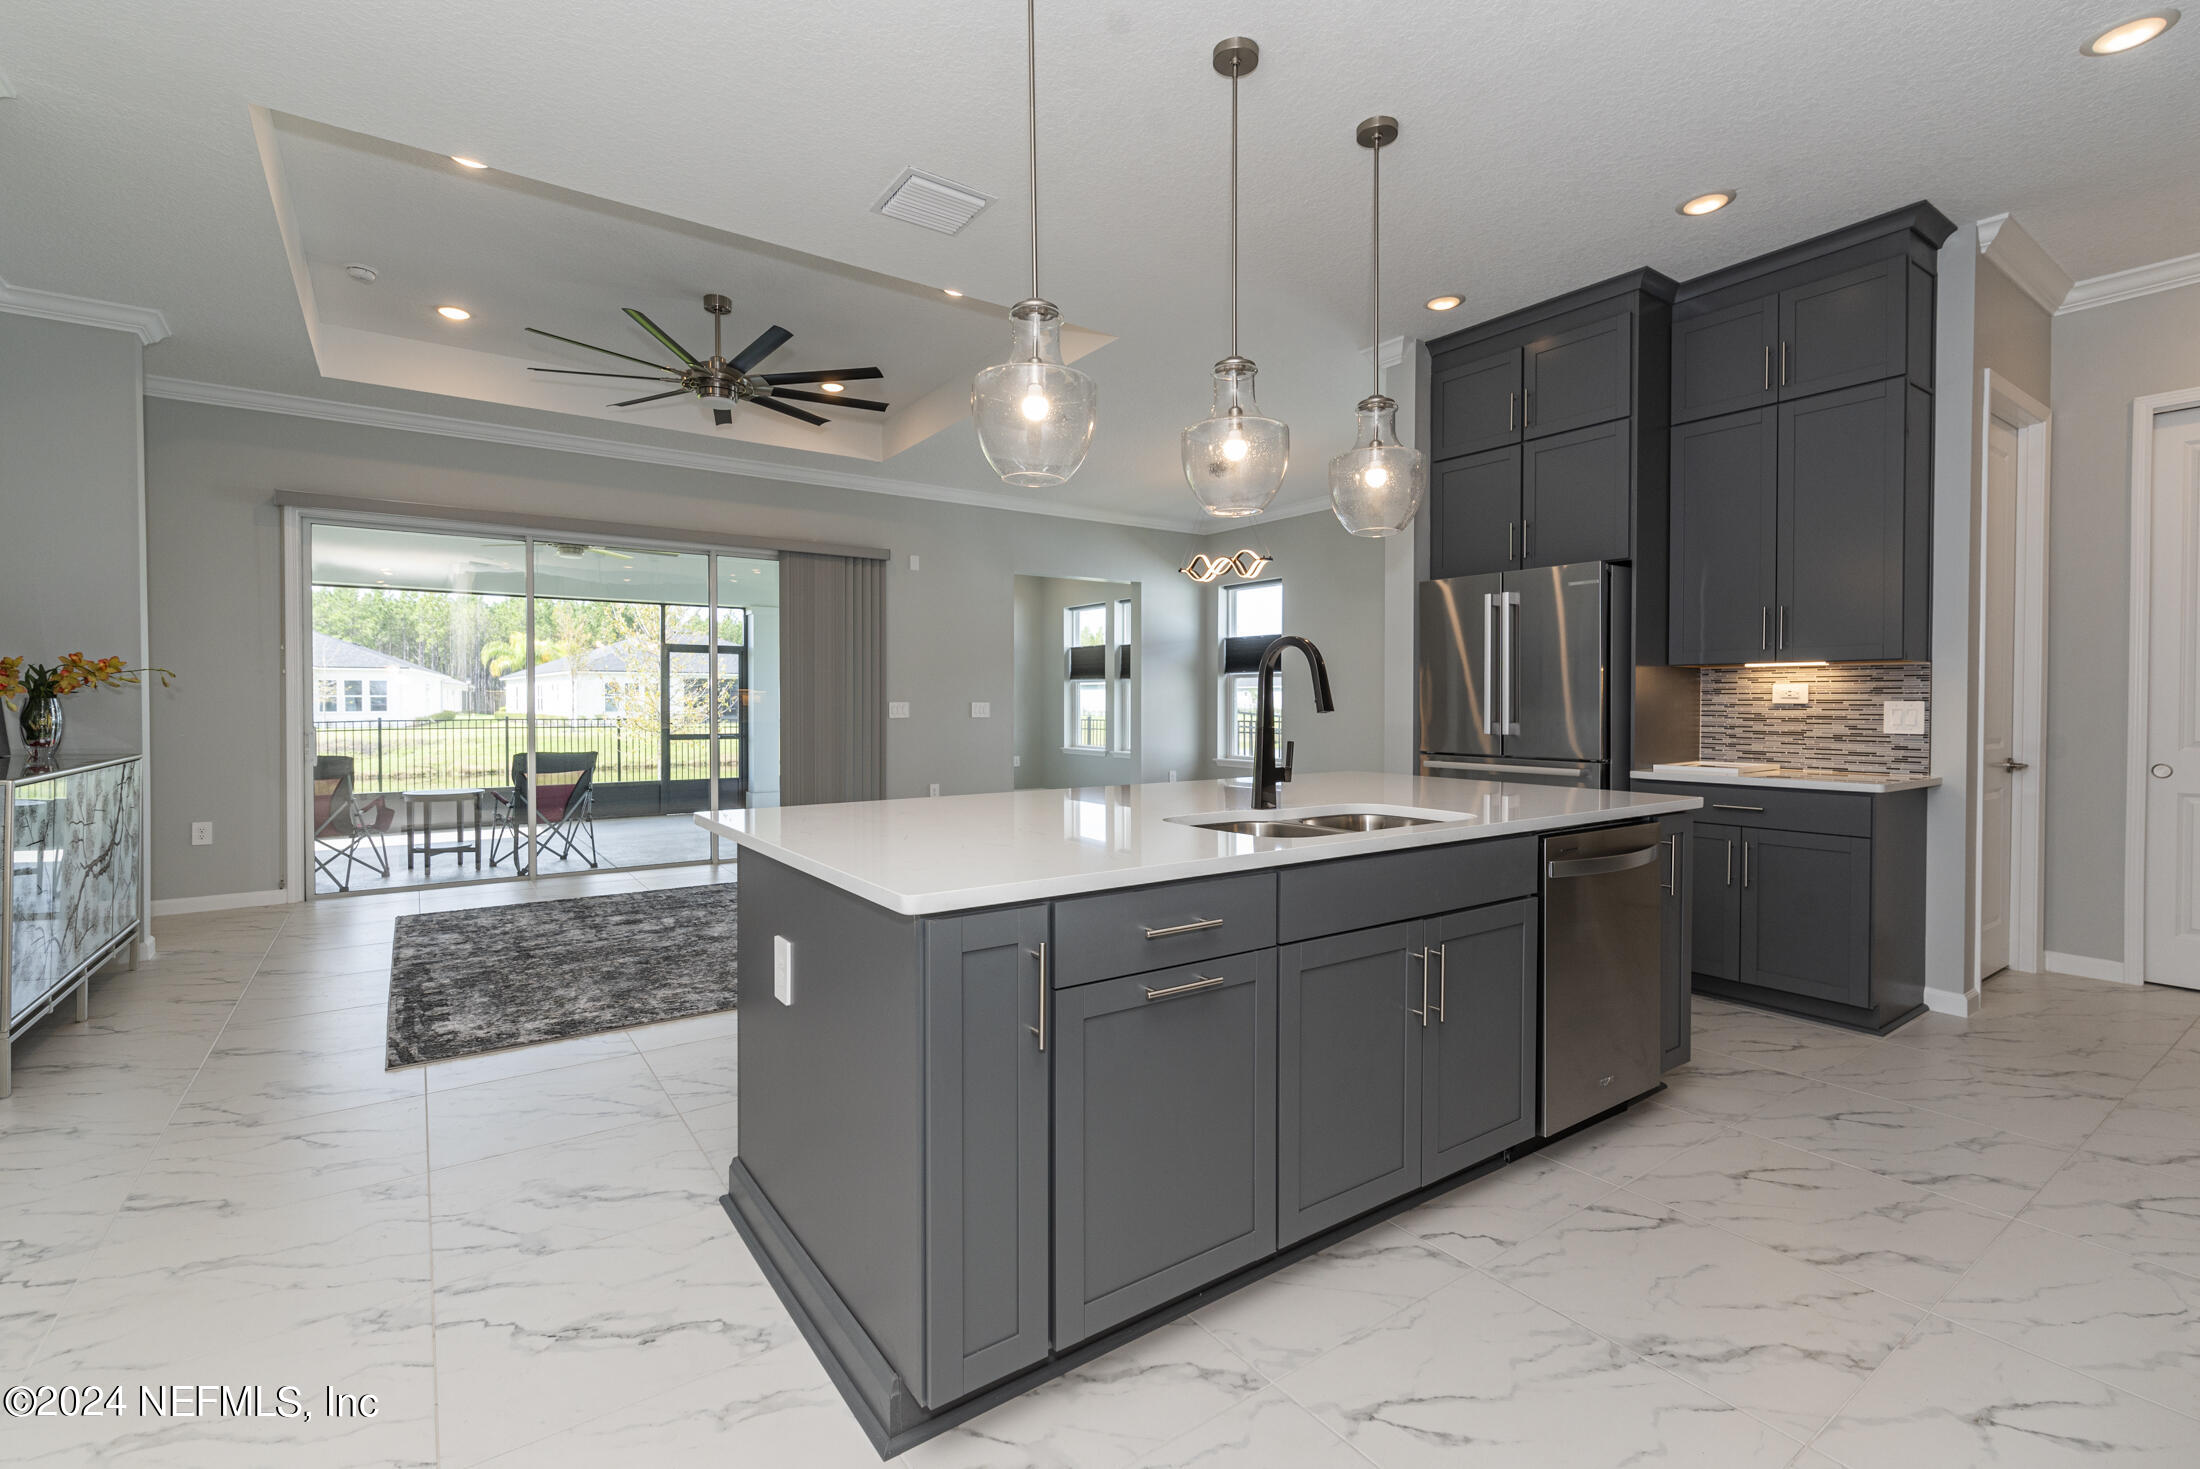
[1522,419,1631,568]
[1053,952,1277,1345]
[923,906,1052,1403]
[1739,829,1872,1008]
[1659,817,1692,1071]
[1277,921,1423,1245]
[1777,379,1908,661]
[1430,346,1523,458]
[1669,409,1778,665]
[1522,309,1631,440]
[1671,292,1777,424]
[1690,822,1741,984]
[1421,898,1538,1182]
[1778,256,1908,400]
[1430,446,1522,578]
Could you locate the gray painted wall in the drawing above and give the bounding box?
[141,398,1386,901]
[2046,279,2200,962]
[0,315,148,757]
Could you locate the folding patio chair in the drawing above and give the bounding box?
[312,755,396,891]
[486,751,599,875]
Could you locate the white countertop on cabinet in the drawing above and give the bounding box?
[1631,767,1942,795]
[696,772,1701,916]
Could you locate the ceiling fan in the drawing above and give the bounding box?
[526,294,888,428]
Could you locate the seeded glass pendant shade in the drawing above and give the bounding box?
[973,0,1097,487]
[1329,116,1425,537]
[1183,37,1287,518]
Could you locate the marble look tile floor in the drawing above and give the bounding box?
[6,879,2200,1467]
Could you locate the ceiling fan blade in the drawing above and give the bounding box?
[622,308,702,367]
[609,389,693,408]
[729,325,794,373]
[525,326,678,372]
[750,395,829,427]
[529,367,679,381]
[773,388,889,411]
[755,366,884,386]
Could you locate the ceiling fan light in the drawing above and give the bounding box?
[820,381,845,393]
[437,305,471,321]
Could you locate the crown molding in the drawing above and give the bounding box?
[142,376,1204,534]
[2059,248,2200,315]
[0,273,170,344]
[1975,213,2072,315]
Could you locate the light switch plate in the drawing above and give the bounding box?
[1884,700,1926,734]
[773,936,793,1005]
[1772,682,1810,707]
[970,701,990,718]
[888,701,910,719]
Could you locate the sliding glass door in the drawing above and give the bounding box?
[304,518,778,897]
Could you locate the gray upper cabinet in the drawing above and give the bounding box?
[1430,346,1522,459]
[1776,379,1914,661]
[1522,419,1632,569]
[1430,446,1523,578]
[1738,828,1873,1009]
[1671,293,1777,424]
[1420,899,1538,1178]
[1523,310,1632,439]
[1051,951,1277,1346]
[922,907,1052,1404]
[1669,409,1778,665]
[1778,257,1908,400]
[1276,921,1424,1246]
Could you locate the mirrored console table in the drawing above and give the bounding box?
[3,752,142,1097]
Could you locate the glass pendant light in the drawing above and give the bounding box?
[972,0,1097,488]
[1183,37,1288,518]
[1329,116,1426,537]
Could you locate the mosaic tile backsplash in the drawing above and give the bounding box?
[1698,664,1932,776]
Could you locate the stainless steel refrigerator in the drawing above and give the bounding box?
[1417,562,1630,789]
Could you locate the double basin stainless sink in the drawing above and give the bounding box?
[1172,809,1449,840]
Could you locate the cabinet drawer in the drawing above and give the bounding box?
[1632,780,1871,838]
[1276,837,1536,944]
[1051,872,1277,988]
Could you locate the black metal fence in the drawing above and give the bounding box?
[313,717,737,796]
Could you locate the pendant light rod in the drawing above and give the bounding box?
[1356,116,1398,403]
[1213,38,1260,363]
[1025,0,1041,303]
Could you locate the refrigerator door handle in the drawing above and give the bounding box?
[1481,592,1496,737]
[1498,591,1522,736]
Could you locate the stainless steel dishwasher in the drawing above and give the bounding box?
[1540,821,1664,1135]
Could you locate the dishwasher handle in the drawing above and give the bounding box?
[1545,845,1661,880]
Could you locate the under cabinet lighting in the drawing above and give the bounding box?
[1744,660,1829,668]
[450,155,489,169]
[1678,191,1736,216]
[2081,10,2179,53]
[436,305,471,321]
[1425,294,1462,311]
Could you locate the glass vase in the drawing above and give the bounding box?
[19,693,63,758]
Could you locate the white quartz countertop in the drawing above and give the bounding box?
[1630,767,1942,795]
[695,772,1701,916]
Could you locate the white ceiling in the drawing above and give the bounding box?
[1,0,2193,529]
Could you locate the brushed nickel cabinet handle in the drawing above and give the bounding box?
[1763,344,1771,391]
[1435,943,1448,1023]
[1508,390,1516,432]
[1743,841,1753,888]
[1143,917,1223,940]
[1030,942,1047,1051]
[1780,340,1789,386]
[1662,834,1679,896]
[1724,838,1733,887]
[1711,803,1766,812]
[1143,973,1228,1002]
[1762,606,1770,650]
[1509,521,1516,561]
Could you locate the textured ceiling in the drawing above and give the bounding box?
[0,0,2192,527]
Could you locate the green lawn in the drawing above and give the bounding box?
[314,716,739,793]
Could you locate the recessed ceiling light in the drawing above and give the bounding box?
[1678,191,1736,217]
[436,305,471,321]
[820,382,845,393]
[2081,9,2179,53]
[1424,294,1463,311]
[450,155,489,170]
[942,287,964,298]
[343,263,379,284]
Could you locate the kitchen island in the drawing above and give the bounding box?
[697,772,1701,1457]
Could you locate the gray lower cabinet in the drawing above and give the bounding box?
[1658,816,1692,1071]
[1690,821,1741,984]
[1738,828,1873,1008]
[1276,901,1537,1247]
[1052,951,1277,1346]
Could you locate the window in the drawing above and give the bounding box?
[1112,598,1133,754]
[343,678,364,713]
[368,679,388,713]
[602,679,621,714]
[316,679,337,714]
[1220,579,1283,762]
[1064,603,1110,750]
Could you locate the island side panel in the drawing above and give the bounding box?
[737,851,929,1396]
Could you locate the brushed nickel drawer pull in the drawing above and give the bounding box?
[1711,803,1766,812]
[1143,974,1228,1002]
[1029,943,1047,1051]
[1143,916,1224,939]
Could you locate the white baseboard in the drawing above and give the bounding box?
[151,888,294,917]
[1923,986,1980,1017]
[2043,950,2132,985]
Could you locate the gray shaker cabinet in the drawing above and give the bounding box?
[1419,898,1539,1178]
[1668,408,1778,666]
[1690,821,1742,985]
[1522,308,1633,439]
[1430,345,1522,458]
[1052,951,1277,1346]
[1738,828,1873,1009]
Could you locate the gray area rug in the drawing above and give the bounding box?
[386,884,737,1067]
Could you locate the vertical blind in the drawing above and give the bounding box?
[779,551,886,805]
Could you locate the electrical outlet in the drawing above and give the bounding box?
[970,701,990,718]
[190,821,213,847]
[929,783,941,797]
[888,701,911,719]
[1012,754,1021,768]
[1883,700,1926,735]
[908,554,920,571]
[1169,770,1178,782]
[1772,681,1810,707]
[773,935,794,1005]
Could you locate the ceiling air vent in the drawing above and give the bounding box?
[873,168,991,235]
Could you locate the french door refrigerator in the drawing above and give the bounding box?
[1417,562,1629,789]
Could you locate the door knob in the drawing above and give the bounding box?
[2002,759,2029,771]
[2154,763,2176,779]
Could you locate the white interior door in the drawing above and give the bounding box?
[1979,416,2019,979]
[2144,406,2200,989]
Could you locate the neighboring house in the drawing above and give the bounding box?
[311,631,466,722]
[500,639,652,718]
